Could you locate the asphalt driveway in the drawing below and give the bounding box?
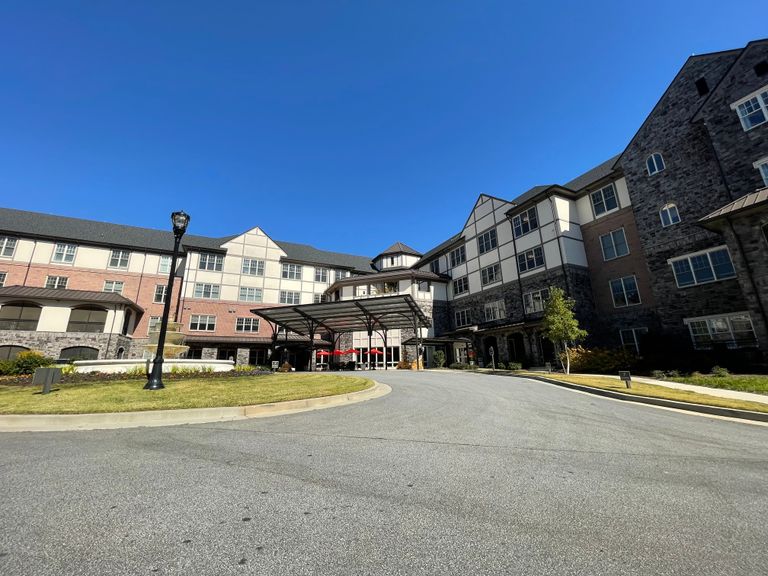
[1,370,767,575]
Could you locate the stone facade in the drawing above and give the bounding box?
[0,330,133,359]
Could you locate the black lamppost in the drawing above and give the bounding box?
[145,211,190,390]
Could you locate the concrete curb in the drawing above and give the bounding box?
[522,374,768,423]
[0,380,391,433]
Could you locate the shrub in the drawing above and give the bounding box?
[277,362,293,373]
[651,370,666,380]
[433,350,446,368]
[0,360,16,376]
[496,362,506,370]
[12,351,55,375]
[562,346,637,374]
[507,362,523,371]
[396,359,412,370]
[710,365,730,377]
[234,364,257,372]
[667,370,681,378]
[449,362,469,370]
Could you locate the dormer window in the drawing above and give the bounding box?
[660,203,681,227]
[590,183,619,217]
[732,87,768,131]
[646,153,666,176]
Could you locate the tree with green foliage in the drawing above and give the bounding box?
[433,350,446,368]
[542,287,587,374]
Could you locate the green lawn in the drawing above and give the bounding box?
[518,372,768,414]
[667,374,768,395]
[0,373,373,415]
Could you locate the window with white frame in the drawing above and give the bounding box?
[153,284,167,303]
[512,207,539,238]
[236,317,260,332]
[590,183,619,217]
[455,309,471,327]
[600,228,629,261]
[198,252,223,271]
[158,255,172,274]
[314,267,329,283]
[334,269,349,282]
[103,280,124,294]
[242,258,265,276]
[484,300,506,322]
[279,290,301,305]
[281,263,302,280]
[480,263,501,286]
[453,276,469,296]
[45,275,68,290]
[449,246,466,268]
[610,276,640,308]
[685,313,757,349]
[646,153,666,176]
[355,285,368,297]
[189,314,216,331]
[239,287,263,302]
[478,229,498,255]
[109,249,130,269]
[193,283,220,299]
[147,316,161,334]
[418,280,430,292]
[0,272,6,287]
[732,87,768,131]
[620,327,648,354]
[429,260,440,274]
[754,157,768,186]
[517,246,545,273]
[523,288,550,314]
[660,203,681,227]
[670,247,736,288]
[52,243,77,263]
[313,293,330,303]
[0,236,18,258]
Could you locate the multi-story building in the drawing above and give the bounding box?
[1,39,766,368]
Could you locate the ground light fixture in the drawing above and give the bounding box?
[145,210,190,390]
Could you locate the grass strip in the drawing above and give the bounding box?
[667,374,768,395]
[0,373,372,415]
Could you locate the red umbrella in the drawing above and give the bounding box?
[332,349,345,356]
[316,350,331,357]
[343,348,357,355]
[368,349,383,355]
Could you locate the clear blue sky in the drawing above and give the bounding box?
[1,1,763,257]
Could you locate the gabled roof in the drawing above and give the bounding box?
[274,239,375,273]
[0,285,144,313]
[376,241,422,258]
[413,232,464,267]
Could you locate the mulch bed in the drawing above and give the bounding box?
[0,369,272,387]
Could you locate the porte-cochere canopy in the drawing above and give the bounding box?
[250,294,430,337]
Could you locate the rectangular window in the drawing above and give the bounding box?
[281,263,302,280]
[0,272,6,287]
[517,246,545,273]
[523,288,550,314]
[193,283,221,299]
[147,316,161,334]
[242,258,265,276]
[313,293,330,303]
[189,314,216,331]
[355,285,368,297]
[453,276,469,296]
[314,267,329,283]
[52,243,77,263]
[109,249,130,269]
[484,300,506,322]
[610,276,641,308]
[45,275,68,289]
[235,317,260,332]
[480,263,501,286]
[103,280,124,294]
[429,260,441,274]
[455,309,471,327]
[153,284,167,303]
[158,255,172,274]
[685,313,757,349]
[238,287,263,302]
[512,207,539,238]
[198,252,224,271]
[418,280,430,292]
[733,88,768,131]
[591,183,619,217]
[449,246,467,267]
[0,236,18,258]
[620,327,648,354]
[754,157,768,186]
[670,247,736,288]
[478,229,498,255]
[334,269,349,282]
[599,228,629,261]
[279,290,301,305]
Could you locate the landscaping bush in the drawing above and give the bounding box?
[651,370,666,380]
[449,362,469,370]
[507,362,523,371]
[496,362,506,370]
[7,351,55,375]
[433,350,446,368]
[0,360,15,376]
[277,362,293,373]
[710,365,730,377]
[396,359,412,370]
[562,346,638,374]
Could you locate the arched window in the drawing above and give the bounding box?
[0,302,42,331]
[66,307,108,333]
[0,345,29,360]
[646,153,666,176]
[660,203,681,227]
[116,347,125,359]
[60,346,99,360]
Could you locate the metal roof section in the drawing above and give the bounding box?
[563,153,622,191]
[413,232,464,267]
[326,269,447,292]
[0,285,144,312]
[375,241,422,258]
[251,294,431,336]
[273,239,375,273]
[699,188,768,228]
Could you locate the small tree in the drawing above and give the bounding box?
[542,287,587,374]
[433,350,446,368]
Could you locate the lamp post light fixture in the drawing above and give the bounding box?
[145,210,190,390]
